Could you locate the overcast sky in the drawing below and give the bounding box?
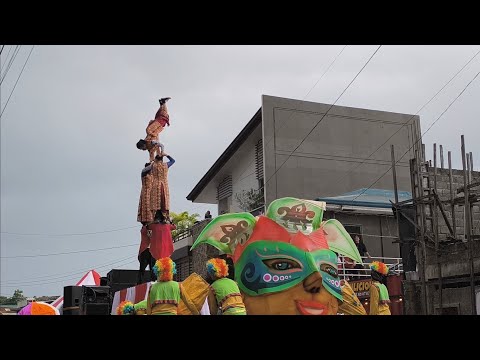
[1,45,479,297]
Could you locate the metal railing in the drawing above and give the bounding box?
[337,256,403,279]
[172,219,212,243]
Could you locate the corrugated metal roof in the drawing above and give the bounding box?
[315,188,412,209]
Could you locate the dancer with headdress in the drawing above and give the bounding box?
[147,257,186,315]
[369,261,391,315]
[206,258,247,315]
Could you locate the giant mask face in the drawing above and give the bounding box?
[191,198,362,315]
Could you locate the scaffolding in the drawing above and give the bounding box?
[392,135,479,315]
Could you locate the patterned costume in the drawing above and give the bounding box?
[150,158,171,219]
[369,261,391,315]
[144,101,170,161]
[137,164,154,224]
[206,258,246,315]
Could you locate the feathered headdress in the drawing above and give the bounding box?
[116,300,135,315]
[153,257,177,282]
[370,261,389,276]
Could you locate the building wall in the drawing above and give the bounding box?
[422,168,480,280]
[324,211,400,258]
[427,168,480,242]
[261,95,421,207]
[230,140,261,213]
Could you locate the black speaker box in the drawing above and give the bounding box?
[63,286,83,315]
[107,269,151,284]
[82,285,111,304]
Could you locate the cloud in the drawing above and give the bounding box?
[1,45,479,296]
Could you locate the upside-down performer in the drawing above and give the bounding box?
[206,258,247,315]
[136,98,171,162]
[369,261,391,315]
[116,300,135,315]
[137,98,170,161]
[147,257,187,315]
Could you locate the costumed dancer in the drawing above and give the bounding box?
[137,162,155,225]
[116,300,135,315]
[146,257,186,315]
[150,152,175,222]
[337,279,367,315]
[136,97,171,162]
[369,261,391,315]
[206,258,247,315]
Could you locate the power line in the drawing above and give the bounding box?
[0,45,4,55]
[0,45,21,85]
[1,259,138,288]
[0,45,34,119]
[1,243,138,259]
[332,48,480,193]
[350,68,480,202]
[2,255,138,286]
[233,45,349,184]
[261,45,383,194]
[4,254,136,283]
[1,225,139,237]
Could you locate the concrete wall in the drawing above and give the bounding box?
[261,95,421,207]
[325,211,400,258]
[428,168,480,242]
[230,138,261,213]
[423,168,480,279]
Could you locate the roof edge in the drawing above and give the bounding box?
[187,108,262,202]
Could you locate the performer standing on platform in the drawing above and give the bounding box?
[138,163,155,225]
[147,257,187,315]
[368,261,391,315]
[206,258,247,315]
[150,152,175,222]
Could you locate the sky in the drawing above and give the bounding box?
[1,45,479,297]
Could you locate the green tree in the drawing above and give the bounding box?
[11,289,26,303]
[0,296,8,305]
[170,211,200,238]
[235,188,264,212]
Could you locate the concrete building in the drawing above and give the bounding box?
[187,95,421,215]
[179,95,422,283]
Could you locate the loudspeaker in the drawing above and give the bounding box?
[81,285,111,315]
[63,286,83,315]
[100,277,108,286]
[107,269,151,284]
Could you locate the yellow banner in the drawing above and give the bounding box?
[350,280,371,298]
